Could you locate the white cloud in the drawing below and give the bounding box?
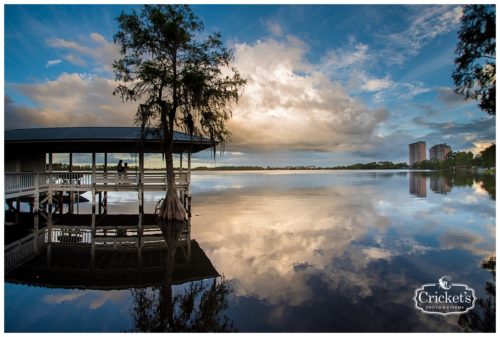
[47,32,120,72]
[360,75,393,92]
[229,36,388,153]
[384,5,463,64]
[45,59,62,68]
[320,41,369,73]
[265,20,284,36]
[65,53,87,67]
[44,290,126,309]
[6,72,136,129]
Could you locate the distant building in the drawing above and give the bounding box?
[429,144,451,161]
[409,141,426,166]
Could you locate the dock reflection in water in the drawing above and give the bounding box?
[5,212,234,332]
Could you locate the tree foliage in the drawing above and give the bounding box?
[113,5,245,220]
[477,143,496,168]
[453,5,496,115]
[114,5,245,146]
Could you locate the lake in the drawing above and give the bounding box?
[4,170,496,332]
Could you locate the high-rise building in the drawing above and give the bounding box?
[409,141,426,166]
[429,144,451,161]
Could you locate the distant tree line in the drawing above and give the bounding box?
[193,162,409,171]
[331,161,408,170]
[412,143,495,170]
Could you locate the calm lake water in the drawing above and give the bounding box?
[4,170,496,332]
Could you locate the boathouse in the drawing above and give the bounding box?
[5,126,213,214]
[5,127,213,226]
[5,127,215,273]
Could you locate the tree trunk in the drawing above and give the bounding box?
[158,219,183,331]
[158,128,187,223]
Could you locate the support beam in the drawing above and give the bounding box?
[92,152,96,182]
[188,152,192,215]
[138,151,144,234]
[15,198,20,224]
[48,152,53,173]
[69,152,74,214]
[59,191,63,214]
[104,152,108,215]
[91,186,96,234]
[91,152,96,234]
[33,173,40,252]
[48,152,53,216]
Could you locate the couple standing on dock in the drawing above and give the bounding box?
[117,160,129,178]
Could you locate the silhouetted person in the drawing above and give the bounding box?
[117,160,124,173]
[123,163,129,180]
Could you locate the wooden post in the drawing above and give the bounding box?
[91,152,96,235]
[48,152,53,215]
[91,235,95,272]
[15,198,20,224]
[34,173,40,252]
[179,153,184,205]
[69,152,74,214]
[59,191,63,214]
[104,152,108,215]
[138,151,144,234]
[138,229,143,268]
[188,152,192,215]
[46,243,52,267]
[187,218,191,264]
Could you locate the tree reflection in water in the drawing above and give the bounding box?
[129,220,235,332]
[459,255,496,332]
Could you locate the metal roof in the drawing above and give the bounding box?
[5,127,214,153]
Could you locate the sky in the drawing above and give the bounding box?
[4,4,496,167]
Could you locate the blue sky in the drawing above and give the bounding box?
[4,4,496,167]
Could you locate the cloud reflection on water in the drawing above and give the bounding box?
[185,172,494,331]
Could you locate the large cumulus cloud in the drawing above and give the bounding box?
[227,36,388,152]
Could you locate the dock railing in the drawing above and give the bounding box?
[5,171,189,198]
[5,229,46,272]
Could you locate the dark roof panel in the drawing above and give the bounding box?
[5,127,214,153]
[5,127,207,142]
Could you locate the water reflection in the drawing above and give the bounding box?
[5,212,234,332]
[458,255,496,332]
[128,219,235,332]
[189,171,495,331]
[409,172,427,197]
[409,171,495,199]
[4,171,496,332]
